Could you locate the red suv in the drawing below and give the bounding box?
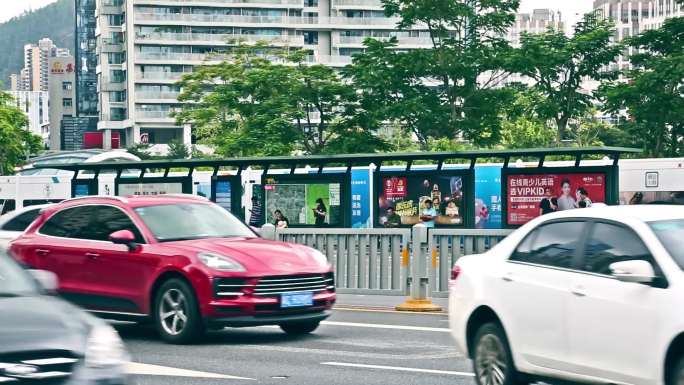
[9,195,335,343]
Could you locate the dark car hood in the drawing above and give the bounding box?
[166,237,328,275]
[0,295,92,355]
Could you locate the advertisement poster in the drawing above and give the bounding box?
[350,169,372,228]
[214,181,232,212]
[378,174,465,227]
[74,183,91,197]
[117,182,183,196]
[475,166,503,229]
[264,180,342,226]
[507,173,606,225]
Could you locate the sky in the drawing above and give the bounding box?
[1,0,596,27]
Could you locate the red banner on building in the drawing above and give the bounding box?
[507,173,606,225]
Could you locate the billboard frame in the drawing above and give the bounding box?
[501,165,619,229]
[260,173,351,228]
[71,178,98,198]
[210,175,243,218]
[373,169,475,228]
[114,176,193,196]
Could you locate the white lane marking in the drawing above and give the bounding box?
[320,321,451,333]
[321,362,474,377]
[233,344,460,360]
[127,362,256,380]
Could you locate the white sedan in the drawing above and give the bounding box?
[0,204,51,251]
[449,205,684,385]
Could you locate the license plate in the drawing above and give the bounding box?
[281,291,313,308]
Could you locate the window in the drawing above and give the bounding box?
[650,220,684,270]
[1,209,42,232]
[582,222,653,275]
[0,200,16,215]
[39,206,95,239]
[62,81,72,91]
[85,206,145,243]
[134,203,255,242]
[511,221,585,269]
[63,98,73,107]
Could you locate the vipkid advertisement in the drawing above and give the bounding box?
[378,174,466,227]
[507,172,607,225]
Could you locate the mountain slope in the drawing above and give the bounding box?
[0,0,75,89]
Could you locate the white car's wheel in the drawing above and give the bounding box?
[473,323,525,385]
[671,356,684,385]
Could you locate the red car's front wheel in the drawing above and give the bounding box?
[154,279,204,344]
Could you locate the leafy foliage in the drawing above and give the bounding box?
[0,92,42,174]
[510,13,622,142]
[176,45,389,156]
[166,140,190,159]
[602,16,684,157]
[345,0,520,147]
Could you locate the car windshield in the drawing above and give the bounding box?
[649,220,684,270]
[0,253,38,296]
[134,203,257,242]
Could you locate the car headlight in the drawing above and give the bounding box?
[309,249,330,268]
[85,324,129,369]
[198,252,246,272]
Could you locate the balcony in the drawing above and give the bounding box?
[135,110,177,123]
[335,35,432,47]
[135,32,304,46]
[135,91,181,101]
[100,81,127,92]
[134,12,402,28]
[135,51,229,63]
[323,16,400,26]
[135,12,294,25]
[332,0,383,9]
[134,0,303,7]
[100,38,124,53]
[135,72,188,82]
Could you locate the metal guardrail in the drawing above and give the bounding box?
[272,228,410,296]
[261,225,513,298]
[428,229,513,296]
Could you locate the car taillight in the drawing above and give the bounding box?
[451,265,461,280]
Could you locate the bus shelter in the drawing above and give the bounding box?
[35,146,640,229]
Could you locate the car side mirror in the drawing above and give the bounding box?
[109,230,139,251]
[609,260,656,284]
[28,269,58,293]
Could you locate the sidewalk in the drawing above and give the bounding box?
[335,293,448,313]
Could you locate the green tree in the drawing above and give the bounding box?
[500,118,556,149]
[601,15,684,157]
[127,143,153,160]
[511,13,622,142]
[167,140,190,159]
[0,91,41,174]
[177,45,387,156]
[344,0,520,147]
[176,46,299,157]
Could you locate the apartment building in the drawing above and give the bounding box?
[94,0,567,148]
[47,56,77,150]
[95,0,439,148]
[10,38,71,92]
[9,91,50,143]
[594,0,683,71]
[501,9,564,86]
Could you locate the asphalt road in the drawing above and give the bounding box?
[116,308,475,385]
